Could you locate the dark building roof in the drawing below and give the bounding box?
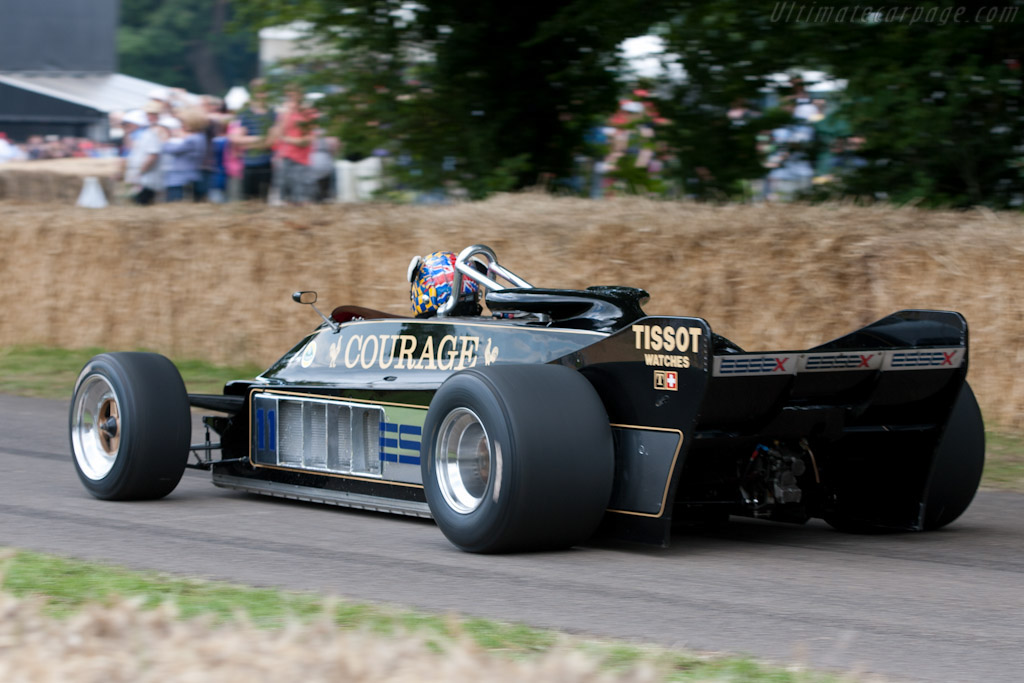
[0,0,177,141]
[0,72,172,140]
[0,0,118,73]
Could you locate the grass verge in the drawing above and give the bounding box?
[981,431,1024,492]
[0,548,838,682]
[0,345,264,398]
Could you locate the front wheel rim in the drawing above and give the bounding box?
[72,374,122,481]
[435,407,492,514]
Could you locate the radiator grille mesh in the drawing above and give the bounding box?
[252,393,383,477]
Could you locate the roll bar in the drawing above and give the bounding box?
[438,245,533,316]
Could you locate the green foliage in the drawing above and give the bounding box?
[660,1,1024,207]
[0,346,264,400]
[234,0,661,196]
[119,0,259,94]
[657,98,792,199]
[135,0,1022,205]
[810,6,1024,208]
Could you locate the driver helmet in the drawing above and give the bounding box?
[408,251,479,316]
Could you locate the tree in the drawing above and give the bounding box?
[234,0,662,197]
[805,2,1024,207]
[658,1,1024,207]
[119,0,259,95]
[233,1,1023,206]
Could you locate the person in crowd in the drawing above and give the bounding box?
[124,102,167,205]
[274,85,318,204]
[161,107,208,202]
[200,95,229,202]
[148,87,195,117]
[207,129,230,203]
[310,126,340,202]
[148,88,172,114]
[117,109,147,190]
[0,132,15,162]
[229,78,277,201]
[223,116,245,201]
[108,111,125,149]
[24,136,45,160]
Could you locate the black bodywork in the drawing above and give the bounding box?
[188,281,982,548]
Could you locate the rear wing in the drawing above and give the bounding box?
[699,310,968,436]
[567,310,975,545]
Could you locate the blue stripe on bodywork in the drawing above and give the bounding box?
[268,409,276,451]
[256,408,265,450]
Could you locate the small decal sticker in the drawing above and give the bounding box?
[300,340,317,368]
[328,337,342,368]
[484,338,500,366]
[654,370,678,391]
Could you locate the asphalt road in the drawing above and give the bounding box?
[2,393,1022,682]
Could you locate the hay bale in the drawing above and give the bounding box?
[1,196,1021,428]
[0,158,119,203]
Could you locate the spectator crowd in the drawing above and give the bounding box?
[0,132,119,162]
[116,80,340,206]
[0,79,340,206]
[0,75,859,204]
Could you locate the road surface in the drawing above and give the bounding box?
[2,394,1021,681]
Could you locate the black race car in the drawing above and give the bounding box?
[69,244,985,552]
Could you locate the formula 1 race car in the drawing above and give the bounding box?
[69,244,985,553]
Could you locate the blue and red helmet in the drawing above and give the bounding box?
[408,251,479,316]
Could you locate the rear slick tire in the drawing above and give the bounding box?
[70,352,191,500]
[421,364,614,553]
[921,382,985,530]
[826,382,985,534]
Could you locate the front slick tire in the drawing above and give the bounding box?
[70,352,191,500]
[422,365,614,553]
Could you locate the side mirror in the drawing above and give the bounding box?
[291,290,339,332]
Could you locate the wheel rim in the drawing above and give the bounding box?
[435,407,492,514]
[71,374,122,480]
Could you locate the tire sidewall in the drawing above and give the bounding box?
[69,352,190,500]
[422,372,517,552]
[922,382,985,530]
[422,364,614,553]
[70,355,138,498]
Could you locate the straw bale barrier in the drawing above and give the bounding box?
[0,589,656,683]
[0,159,119,204]
[1,195,1022,429]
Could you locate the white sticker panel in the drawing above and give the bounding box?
[714,354,798,376]
[798,351,884,373]
[883,348,964,371]
[713,348,963,376]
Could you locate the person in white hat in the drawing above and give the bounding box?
[117,109,148,187]
[147,87,172,113]
[124,101,167,204]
